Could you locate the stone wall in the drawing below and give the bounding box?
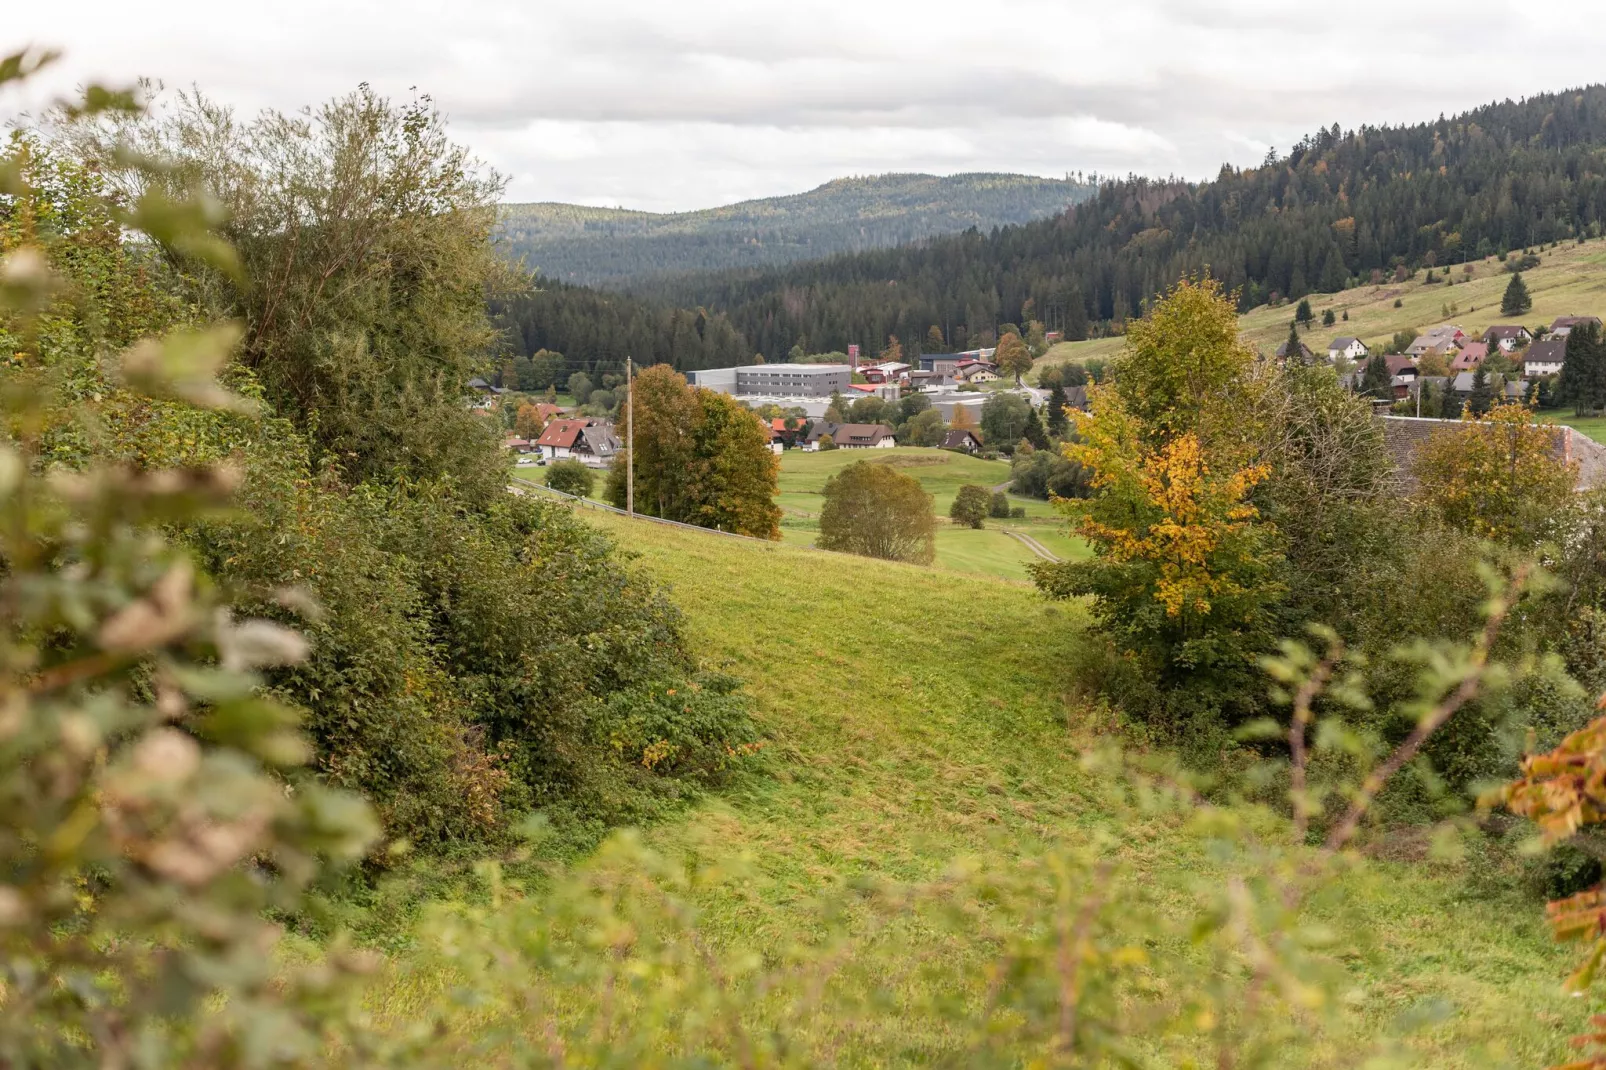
[1379,416,1603,492]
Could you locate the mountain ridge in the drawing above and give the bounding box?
[497,172,1096,287]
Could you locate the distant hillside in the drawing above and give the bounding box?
[636,86,1606,360]
[497,173,1096,287]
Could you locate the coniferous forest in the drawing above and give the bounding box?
[560,86,1606,361]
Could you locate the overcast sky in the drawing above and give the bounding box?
[7,1,1604,213]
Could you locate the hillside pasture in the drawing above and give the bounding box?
[407,508,1587,1067]
[1039,236,1606,375]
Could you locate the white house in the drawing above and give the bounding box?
[1327,337,1368,363]
[1523,339,1568,378]
[1481,325,1532,353]
[534,418,621,467]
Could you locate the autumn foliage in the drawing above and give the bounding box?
[1414,402,1579,545]
[1035,276,1282,684]
[605,363,781,538]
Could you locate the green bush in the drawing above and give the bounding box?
[547,458,596,497]
[950,484,990,528]
[989,490,1010,518]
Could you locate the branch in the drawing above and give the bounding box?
[1323,563,1530,854]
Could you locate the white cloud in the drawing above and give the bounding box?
[6,0,1605,211]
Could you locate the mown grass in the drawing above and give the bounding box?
[487,512,1583,1064]
[775,446,1084,579]
[1040,236,1606,375]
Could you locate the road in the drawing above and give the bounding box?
[1001,528,1060,563]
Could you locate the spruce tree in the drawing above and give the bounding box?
[1046,383,1070,436]
[1561,320,1606,414]
[1322,308,1336,327]
[1501,271,1533,316]
[1439,379,1463,418]
[1295,298,1314,327]
[1284,321,1305,363]
[1023,406,1049,450]
[1469,366,1492,416]
[1064,292,1090,342]
[1360,353,1392,398]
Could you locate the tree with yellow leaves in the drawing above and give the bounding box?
[1414,402,1578,546]
[1032,275,1283,689]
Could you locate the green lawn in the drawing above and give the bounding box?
[397,509,1585,1065]
[772,446,1082,579]
[1038,235,1606,377]
[778,446,1017,517]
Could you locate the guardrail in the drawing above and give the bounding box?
[509,477,779,544]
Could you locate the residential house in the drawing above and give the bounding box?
[1406,325,1466,358]
[535,418,621,467]
[1327,337,1369,362]
[1552,316,1603,338]
[1481,325,1532,352]
[1449,342,1489,372]
[1524,338,1568,378]
[1275,340,1315,362]
[502,436,538,457]
[467,376,508,411]
[954,359,1000,384]
[1062,386,1089,412]
[1384,355,1420,382]
[803,422,897,451]
[940,429,983,454]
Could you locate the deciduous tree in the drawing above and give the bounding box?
[818,462,936,563]
[1033,276,1282,688]
[950,484,990,528]
[1414,402,1578,544]
[995,331,1033,383]
[605,364,780,538]
[981,392,1031,451]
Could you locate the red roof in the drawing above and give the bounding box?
[847,383,878,393]
[536,418,591,449]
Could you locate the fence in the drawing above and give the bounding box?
[509,477,779,544]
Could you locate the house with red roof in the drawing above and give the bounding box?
[535,418,621,467]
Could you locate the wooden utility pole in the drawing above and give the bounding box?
[626,357,634,515]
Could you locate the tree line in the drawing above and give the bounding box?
[622,86,1606,361]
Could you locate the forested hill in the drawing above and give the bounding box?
[497,173,1095,287]
[632,86,1606,360]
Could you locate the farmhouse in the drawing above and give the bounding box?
[1327,337,1368,362]
[954,359,1000,384]
[535,418,621,467]
[1524,338,1568,378]
[803,422,897,451]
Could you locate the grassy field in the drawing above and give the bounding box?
[774,446,1087,580]
[1039,236,1606,375]
[421,509,1583,1065]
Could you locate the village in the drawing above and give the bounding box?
[476,310,1606,487]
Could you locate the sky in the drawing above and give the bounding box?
[7,0,1606,213]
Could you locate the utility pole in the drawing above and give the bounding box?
[626,357,634,516]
